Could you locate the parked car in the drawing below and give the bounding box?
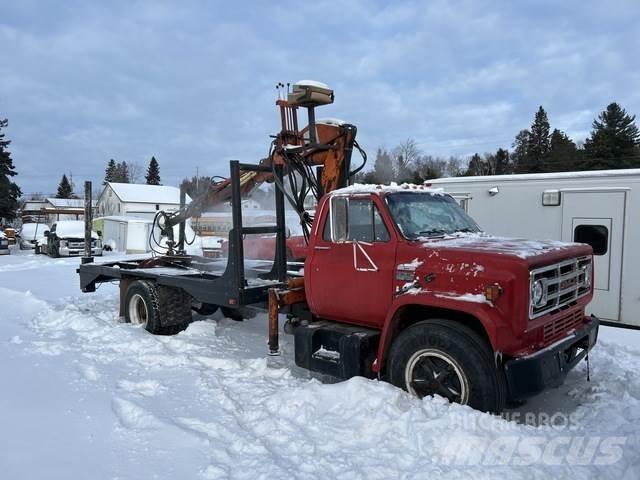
[43,221,103,257]
[0,231,10,255]
[3,227,17,245]
[17,222,49,250]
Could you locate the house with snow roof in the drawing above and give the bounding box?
[96,183,191,220]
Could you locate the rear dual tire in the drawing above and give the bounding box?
[388,319,506,413]
[124,280,192,335]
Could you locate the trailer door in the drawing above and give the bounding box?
[561,191,625,321]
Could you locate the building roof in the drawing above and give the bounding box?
[104,183,191,204]
[46,198,93,208]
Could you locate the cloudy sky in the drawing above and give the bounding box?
[1,0,639,194]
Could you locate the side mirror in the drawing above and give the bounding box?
[285,227,291,239]
[44,231,50,237]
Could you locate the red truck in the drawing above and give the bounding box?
[78,81,598,414]
[292,184,597,412]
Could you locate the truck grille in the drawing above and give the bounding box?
[529,256,592,319]
[542,309,583,344]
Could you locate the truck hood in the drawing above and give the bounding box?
[421,233,591,265]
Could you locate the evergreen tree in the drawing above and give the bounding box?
[583,103,640,169]
[493,148,511,175]
[373,148,394,183]
[465,153,492,176]
[526,106,551,172]
[104,159,117,184]
[548,129,579,172]
[145,156,161,185]
[0,118,21,221]
[56,174,74,199]
[512,129,531,173]
[113,161,130,183]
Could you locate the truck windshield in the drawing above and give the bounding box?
[386,192,481,239]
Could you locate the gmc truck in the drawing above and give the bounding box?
[78,81,598,413]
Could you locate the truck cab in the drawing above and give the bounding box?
[297,184,599,412]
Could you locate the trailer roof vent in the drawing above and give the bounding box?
[542,190,561,206]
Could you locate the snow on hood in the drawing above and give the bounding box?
[423,232,583,260]
[54,221,99,239]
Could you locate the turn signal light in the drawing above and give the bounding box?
[484,283,503,302]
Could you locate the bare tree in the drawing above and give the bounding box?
[445,156,462,177]
[127,161,144,183]
[393,138,421,181]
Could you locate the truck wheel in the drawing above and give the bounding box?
[387,319,506,413]
[124,280,191,335]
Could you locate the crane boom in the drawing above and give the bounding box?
[159,81,366,248]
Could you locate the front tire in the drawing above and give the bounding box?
[124,280,191,335]
[388,319,506,413]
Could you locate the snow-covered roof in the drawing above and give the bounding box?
[46,198,87,208]
[331,182,444,196]
[22,200,48,210]
[105,183,191,205]
[426,168,640,184]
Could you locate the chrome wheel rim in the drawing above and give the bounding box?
[405,349,469,404]
[129,294,148,327]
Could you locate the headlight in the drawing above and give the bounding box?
[531,280,546,307]
[59,240,67,247]
[582,263,592,288]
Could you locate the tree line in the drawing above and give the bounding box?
[357,102,640,183]
[49,156,162,200]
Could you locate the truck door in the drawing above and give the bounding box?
[561,191,626,322]
[307,195,396,328]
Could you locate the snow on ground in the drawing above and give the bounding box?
[1,246,639,479]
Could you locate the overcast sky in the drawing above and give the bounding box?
[2,0,639,195]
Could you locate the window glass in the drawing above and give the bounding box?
[331,197,348,242]
[386,192,481,239]
[574,225,608,256]
[323,197,390,243]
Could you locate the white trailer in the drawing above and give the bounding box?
[426,168,640,329]
[101,216,153,254]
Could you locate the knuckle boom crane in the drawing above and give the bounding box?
[157,80,366,253]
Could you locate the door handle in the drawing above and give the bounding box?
[314,246,331,250]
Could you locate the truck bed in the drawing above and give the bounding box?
[78,255,303,308]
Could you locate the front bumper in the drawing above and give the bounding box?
[60,246,103,256]
[504,315,599,401]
